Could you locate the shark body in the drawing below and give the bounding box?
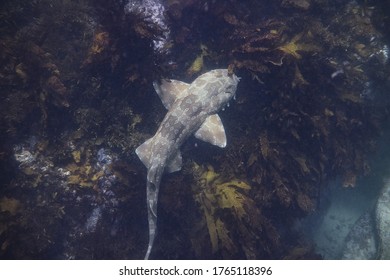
[136,69,240,259]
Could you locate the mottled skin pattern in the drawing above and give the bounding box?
[136,69,239,259]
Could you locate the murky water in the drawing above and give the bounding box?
[0,0,389,259]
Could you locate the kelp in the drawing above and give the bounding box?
[186,44,210,76]
[0,0,92,138]
[0,0,157,259]
[191,163,279,259]
[277,32,321,60]
[162,0,389,259]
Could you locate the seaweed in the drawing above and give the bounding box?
[191,163,279,259]
[162,0,388,259]
[0,0,158,259]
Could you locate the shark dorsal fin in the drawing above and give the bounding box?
[195,114,227,148]
[166,151,182,173]
[153,79,190,110]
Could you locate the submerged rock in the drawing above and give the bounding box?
[125,0,169,51]
[376,178,390,259]
[342,176,390,260]
[341,211,377,260]
[84,207,102,233]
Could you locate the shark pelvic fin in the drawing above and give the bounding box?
[135,138,153,169]
[153,79,190,110]
[166,151,182,173]
[195,114,227,148]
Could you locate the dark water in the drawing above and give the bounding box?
[0,0,390,260]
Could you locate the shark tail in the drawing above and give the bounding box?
[144,167,161,259]
[144,193,157,260]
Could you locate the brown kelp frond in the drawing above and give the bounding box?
[191,163,279,259]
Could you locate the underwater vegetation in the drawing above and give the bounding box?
[158,0,389,258]
[0,0,161,259]
[1,0,390,259]
[191,163,279,259]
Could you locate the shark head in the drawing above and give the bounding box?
[189,69,240,115]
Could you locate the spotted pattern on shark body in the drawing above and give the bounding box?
[136,69,240,259]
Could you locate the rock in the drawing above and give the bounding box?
[376,178,390,259]
[341,211,377,259]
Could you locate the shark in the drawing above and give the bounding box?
[135,69,240,259]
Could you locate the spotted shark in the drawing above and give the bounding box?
[135,69,240,259]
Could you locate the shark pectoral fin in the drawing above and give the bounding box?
[135,138,153,169]
[153,79,190,110]
[195,114,227,148]
[166,151,182,173]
